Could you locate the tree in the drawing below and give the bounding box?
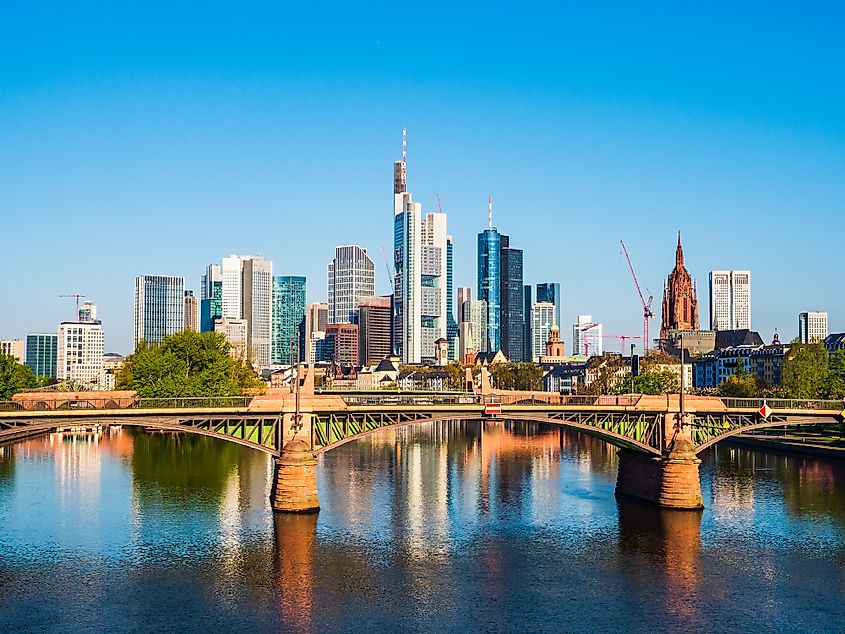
[718,358,760,397]
[0,353,37,400]
[490,362,543,391]
[116,330,265,398]
[582,356,626,395]
[823,349,845,399]
[781,342,829,399]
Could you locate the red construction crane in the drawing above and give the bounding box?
[576,322,599,357]
[620,241,654,352]
[602,334,643,355]
[59,293,86,321]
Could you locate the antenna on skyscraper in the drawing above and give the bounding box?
[437,193,443,213]
[402,127,406,165]
[488,196,493,230]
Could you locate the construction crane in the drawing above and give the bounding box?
[620,241,654,352]
[379,246,395,286]
[602,334,642,355]
[59,293,86,321]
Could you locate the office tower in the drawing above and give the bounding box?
[184,290,198,331]
[477,197,501,352]
[303,302,328,365]
[392,130,449,363]
[0,340,24,362]
[709,271,751,330]
[58,320,104,386]
[358,295,393,365]
[531,302,556,362]
[133,275,185,347]
[325,324,359,367]
[536,283,561,329]
[523,285,533,363]
[241,256,273,366]
[460,299,487,363]
[272,276,307,364]
[799,311,829,344]
[78,301,97,323]
[221,255,247,319]
[446,235,459,361]
[213,317,249,359]
[660,233,699,342]
[572,314,603,357]
[25,333,57,379]
[500,234,524,361]
[200,264,223,332]
[327,245,375,324]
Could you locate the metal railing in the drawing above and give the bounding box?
[719,398,844,411]
[0,395,254,412]
[341,394,481,406]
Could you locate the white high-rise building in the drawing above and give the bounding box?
[327,245,375,324]
[392,130,449,363]
[0,340,24,362]
[134,275,185,347]
[709,270,751,330]
[58,320,104,387]
[799,311,828,344]
[219,255,273,366]
[459,298,487,362]
[531,302,556,362]
[572,314,603,358]
[213,317,249,359]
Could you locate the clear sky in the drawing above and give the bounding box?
[1,2,843,354]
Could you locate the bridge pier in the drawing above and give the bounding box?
[270,438,320,513]
[615,413,703,510]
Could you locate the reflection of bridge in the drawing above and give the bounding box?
[2,386,842,512]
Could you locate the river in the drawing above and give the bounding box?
[1,421,844,633]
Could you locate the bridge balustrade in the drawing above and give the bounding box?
[719,397,844,411]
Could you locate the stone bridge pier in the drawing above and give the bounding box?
[615,413,703,510]
[272,405,321,513]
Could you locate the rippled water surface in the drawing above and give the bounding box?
[1,421,844,633]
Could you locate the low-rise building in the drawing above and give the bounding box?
[0,339,24,363]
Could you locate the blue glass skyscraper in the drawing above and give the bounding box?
[477,224,501,353]
[272,276,307,364]
[536,282,561,328]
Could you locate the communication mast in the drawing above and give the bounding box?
[620,241,654,351]
[488,196,493,230]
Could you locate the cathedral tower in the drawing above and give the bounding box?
[660,232,699,343]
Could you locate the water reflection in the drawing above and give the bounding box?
[273,513,317,631]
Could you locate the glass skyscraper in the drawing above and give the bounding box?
[446,236,459,360]
[477,228,501,352]
[200,264,223,332]
[133,275,185,347]
[500,235,524,361]
[272,276,307,364]
[536,282,561,328]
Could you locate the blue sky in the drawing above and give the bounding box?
[1,2,843,354]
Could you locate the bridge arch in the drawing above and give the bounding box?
[313,414,662,456]
[693,415,842,454]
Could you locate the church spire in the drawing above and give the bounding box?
[675,231,685,268]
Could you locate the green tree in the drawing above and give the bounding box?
[823,349,845,399]
[0,353,37,400]
[781,342,829,399]
[490,362,543,391]
[116,330,265,398]
[718,358,760,397]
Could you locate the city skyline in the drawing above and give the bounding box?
[2,4,843,353]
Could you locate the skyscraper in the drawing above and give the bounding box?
[709,271,751,331]
[325,324,359,367]
[200,264,223,332]
[303,302,328,366]
[58,319,104,386]
[272,276,307,364]
[572,314,603,358]
[536,283,561,329]
[219,255,273,366]
[477,198,501,353]
[327,245,375,325]
[500,234,524,361]
[531,302,556,362]
[25,333,57,379]
[392,130,449,363]
[660,232,699,344]
[460,299,488,363]
[357,295,392,365]
[523,285,533,363]
[213,317,249,359]
[133,275,185,347]
[184,290,198,331]
[798,311,828,344]
[446,235,459,361]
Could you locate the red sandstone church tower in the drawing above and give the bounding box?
[660,232,699,343]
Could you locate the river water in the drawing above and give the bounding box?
[1,421,844,633]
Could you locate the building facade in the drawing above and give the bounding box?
[200,264,223,332]
[25,333,57,379]
[536,283,561,330]
[272,276,306,364]
[303,302,328,365]
[357,295,392,365]
[241,256,273,366]
[572,314,603,358]
[58,320,104,386]
[446,235,459,361]
[477,222,501,353]
[184,290,198,331]
[798,311,828,344]
[500,235,524,361]
[327,245,375,325]
[460,298,487,364]
[325,324,359,367]
[133,275,185,347]
[531,302,556,363]
[523,285,533,363]
[0,340,24,363]
[709,270,751,331]
[213,317,249,359]
[660,233,699,344]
